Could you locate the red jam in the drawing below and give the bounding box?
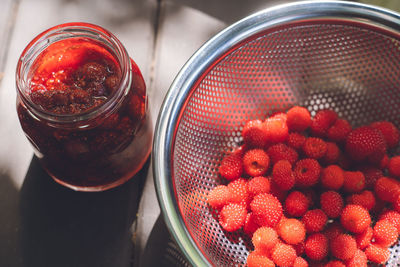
[17,25,152,191]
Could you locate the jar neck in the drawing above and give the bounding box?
[16,22,132,129]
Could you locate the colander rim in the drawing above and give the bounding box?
[153,1,400,266]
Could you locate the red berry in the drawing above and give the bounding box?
[286,106,311,132]
[287,132,306,151]
[346,190,375,211]
[227,178,249,205]
[379,154,389,169]
[302,209,328,233]
[359,166,382,190]
[277,218,306,245]
[219,203,247,232]
[246,252,275,267]
[310,109,338,137]
[285,191,310,217]
[345,126,387,162]
[303,137,327,159]
[370,120,400,148]
[373,219,398,247]
[243,212,259,236]
[343,171,365,193]
[266,143,298,165]
[293,257,308,267]
[272,160,295,191]
[250,193,283,227]
[340,204,371,234]
[324,222,343,241]
[320,191,343,218]
[207,185,231,209]
[265,115,289,144]
[325,261,345,267]
[247,176,270,199]
[271,243,297,267]
[304,233,329,261]
[345,249,368,267]
[326,118,351,143]
[243,149,270,177]
[252,226,279,251]
[294,159,321,187]
[269,181,288,202]
[330,234,357,261]
[242,119,268,148]
[322,142,341,165]
[365,244,390,264]
[374,176,400,203]
[389,155,400,178]
[394,194,400,213]
[320,165,344,190]
[379,210,400,232]
[218,153,243,180]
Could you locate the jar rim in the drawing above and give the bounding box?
[16,22,132,128]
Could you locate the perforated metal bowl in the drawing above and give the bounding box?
[153,1,400,266]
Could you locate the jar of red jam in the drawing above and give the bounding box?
[16,23,152,191]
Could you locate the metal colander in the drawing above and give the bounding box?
[153,1,400,266]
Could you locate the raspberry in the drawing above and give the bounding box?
[370,120,400,148]
[379,210,400,232]
[302,209,328,233]
[345,126,387,162]
[302,137,327,159]
[247,176,270,199]
[389,156,400,178]
[269,181,288,202]
[322,142,340,165]
[285,191,310,217]
[310,109,338,137]
[250,193,283,227]
[374,176,400,203]
[272,160,295,191]
[218,153,243,180]
[207,185,231,209]
[320,191,344,218]
[271,243,297,267]
[266,143,298,165]
[345,249,368,267]
[320,165,344,190]
[243,149,270,177]
[340,205,371,234]
[359,166,382,190]
[287,132,306,151]
[227,178,249,205]
[324,222,343,241]
[252,226,279,252]
[379,154,389,169]
[324,261,345,267]
[286,106,311,132]
[326,118,352,143]
[294,159,321,187]
[246,252,275,267]
[373,219,398,247]
[365,244,390,264]
[304,233,329,261]
[346,190,375,211]
[265,115,289,144]
[242,119,268,148]
[243,212,259,236]
[330,234,357,261]
[219,203,247,232]
[343,171,365,193]
[293,257,308,267]
[277,218,306,245]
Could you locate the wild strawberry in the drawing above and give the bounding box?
[365,244,390,264]
[310,109,338,137]
[246,252,275,267]
[340,205,371,234]
[303,137,327,159]
[346,190,375,211]
[302,209,328,233]
[330,234,357,261]
[287,132,306,151]
[227,178,249,205]
[219,203,247,232]
[389,155,400,178]
[286,106,311,132]
[324,222,343,241]
[272,160,295,191]
[265,115,289,144]
[269,181,288,202]
[277,218,306,245]
[293,257,308,267]
[243,212,259,236]
[345,249,368,267]
[252,226,279,252]
[359,166,383,190]
[247,176,270,199]
[370,120,400,148]
[285,191,310,217]
[218,153,243,181]
[250,193,283,227]
[379,210,400,232]
[267,143,298,165]
[374,176,400,203]
[294,159,321,187]
[326,118,351,143]
[271,242,297,267]
[243,149,270,177]
[242,119,268,148]
[343,171,365,193]
[322,142,341,165]
[373,219,398,247]
[207,185,231,209]
[320,165,344,190]
[320,191,343,218]
[304,233,329,261]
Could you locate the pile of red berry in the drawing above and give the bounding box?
[207,106,400,266]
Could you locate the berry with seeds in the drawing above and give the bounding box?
[320,191,343,218]
[250,193,283,227]
[218,153,243,180]
[310,109,338,137]
[277,218,306,245]
[243,149,270,177]
[302,209,328,233]
[271,242,297,267]
[227,178,249,205]
[265,115,289,144]
[294,159,321,187]
[374,176,400,203]
[346,190,375,211]
[324,222,343,241]
[267,143,298,165]
[269,181,288,202]
[247,176,270,199]
[343,171,365,193]
[340,204,371,234]
[243,212,259,236]
[330,234,357,261]
[207,185,231,209]
[327,118,352,143]
[355,226,373,249]
[252,226,279,252]
[303,137,327,159]
[286,106,311,132]
[389,155,400,178]
[219,203,247,232]
[322,142,341,165]
[373,219,398,247]
[379,210,400,232]
[242,119,269,148]
[345,249,368,267]
[285,191,310,217]
[287,132,306,151]
[246,252,275,267]
[370,120,400,148]
[272,160,295,191]
[321,165,344,190]
[365,244,390,264]
[359,166,382,190]
[304,233,329,261]
[293,257,308,267]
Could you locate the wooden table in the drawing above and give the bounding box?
[0,0,397,266]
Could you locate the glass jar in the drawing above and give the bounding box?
[16,23,152,191]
